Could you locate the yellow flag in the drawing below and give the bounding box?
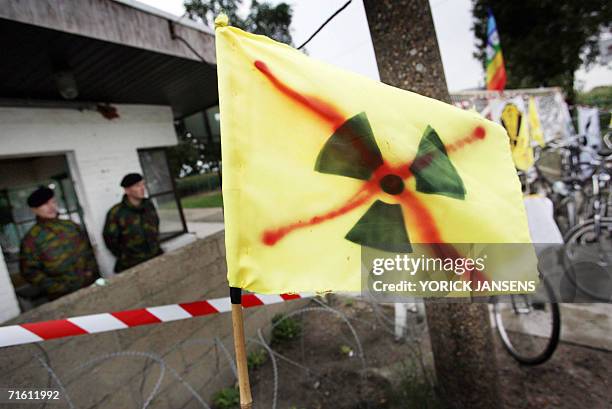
[500,102,534,171]
[529,97,545,147]
[216,22,534,294]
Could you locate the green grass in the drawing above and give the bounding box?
[271,314,302,345]
[247,349,267,370]
[180,191,223,208]
[211,387,239,409]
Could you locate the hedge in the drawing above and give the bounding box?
[175,173,221,197]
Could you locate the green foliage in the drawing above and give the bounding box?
[271,313,302,344]
[166,136,202,179]
[244,1,293,45]
[392,360,442,409]
[185,0,241,26]
[576,86,612,131]
[576,85,612,110]
[247,349,267,370]
[180,191,224,208]
[212,386,240,409]
[175,173,221,197]
[472,1,612,100]
[167,121,219,178]
[339,344,354,356]
[184,0,293,45]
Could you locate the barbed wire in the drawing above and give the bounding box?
[18,296,428,408]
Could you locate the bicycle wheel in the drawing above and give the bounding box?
[563,217,612,302]
[493,277,560,365]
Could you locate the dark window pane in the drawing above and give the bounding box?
[59,178,79,212]
[8,188,35,223]
[183,111,209,140]
[139,150,173,195]
[0,224,19,254]
[0,191,12,225]
[206,106,221,143]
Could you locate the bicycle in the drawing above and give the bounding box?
[494,132,612,364]
[492,265,561,365]
[562,141,612,302]
[492,135,582,365]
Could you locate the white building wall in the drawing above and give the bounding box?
[0,104,178,318]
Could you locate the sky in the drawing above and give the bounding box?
[140,0,610,92]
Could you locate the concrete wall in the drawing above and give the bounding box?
[0,232,307,408]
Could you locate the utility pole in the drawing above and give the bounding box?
[363,1,503,408]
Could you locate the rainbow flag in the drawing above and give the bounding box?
[216,17,533,294]
[486,9,507,91]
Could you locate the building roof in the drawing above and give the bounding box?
[0,0,219,118]
[113,0,214,35]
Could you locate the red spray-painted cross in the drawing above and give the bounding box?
[252,60,489,284]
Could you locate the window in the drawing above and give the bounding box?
[183,111,209,140]
[0,155,86,292]
[138,149,187,240]
[205,105,221,143]
[178,104,222,165]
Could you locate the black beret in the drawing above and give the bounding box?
[120,173,144,188]
[27,186,54,208]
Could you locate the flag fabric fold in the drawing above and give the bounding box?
[216,23,533,294]
[528,97,545,147]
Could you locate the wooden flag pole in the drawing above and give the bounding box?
[230,287,253,409]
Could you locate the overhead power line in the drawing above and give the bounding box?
[297,0,353,51]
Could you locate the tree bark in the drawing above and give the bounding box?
[362,1,502,408]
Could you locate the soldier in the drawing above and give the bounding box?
[103,173,162,272]
[19,186,98,300]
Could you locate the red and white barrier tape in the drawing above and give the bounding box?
[0,293,311,348]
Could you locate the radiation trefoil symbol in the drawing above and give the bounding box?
[315,112,466,253]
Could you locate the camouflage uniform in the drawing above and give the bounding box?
[103,195,162,272]
[20,218,99,300]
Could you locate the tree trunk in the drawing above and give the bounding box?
[362,1,503,408]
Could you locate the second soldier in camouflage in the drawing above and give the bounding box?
[103,173,162,272]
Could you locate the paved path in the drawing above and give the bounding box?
[559,303,612,351]
[183,207,225,239]
[186,222,225,239]
[490,303,612,352]
[183,208,223,222]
